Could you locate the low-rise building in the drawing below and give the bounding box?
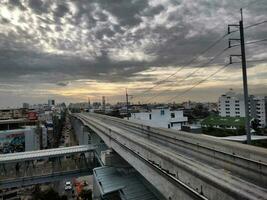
[129,108,188,130]
[0,108,28,120]
[0,126,40,153]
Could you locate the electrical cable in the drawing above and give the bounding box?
[166,63,231,103]
[132,33,229,101]
[143,47,229,103]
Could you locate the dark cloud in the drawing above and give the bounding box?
[8,0,26,10]
[56,81,69,87]
[0,17,9,24]
[0,0,266,105]
[54,3,69,18]
[28,0,49,14]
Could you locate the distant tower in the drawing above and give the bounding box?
[102,96,106,111]
[88,97,91,108]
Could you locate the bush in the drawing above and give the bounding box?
[79,189,92,200]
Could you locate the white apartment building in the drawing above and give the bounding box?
[129,108,188,130]
[218,90,266,128]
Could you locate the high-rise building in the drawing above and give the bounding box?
[22,103,29,109]
[218,90,266,128]
[48,99,55,107]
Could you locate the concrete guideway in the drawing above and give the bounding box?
[0,169,92,189]
[0,146,97,189]
[73,113,267,200]
[0,145,94,164]
[86,113,267,188]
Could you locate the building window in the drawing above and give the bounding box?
[235,100,239,103]
[225,101,230,103]
[168,124,170,129]
[226,108,230,110]
[235,108,240,110]
[235,104,239,107]
[226,104,230,107]
[171,113,175,118]
[149,114,152,120]
[160,110,165,116]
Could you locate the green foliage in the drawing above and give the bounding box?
[79,189,92,200]
[32,187,60,200]
[202,116,245,127]
[202,127,245,137]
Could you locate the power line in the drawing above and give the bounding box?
[148,20,267,101]
[230,38,267,48]
[245,20,267,29]
[143,47,229,103]
[133,19,267,102]
[246,38,267,45]
[166,63,231,103]
[229,19,267,35]
[132,33,229,101]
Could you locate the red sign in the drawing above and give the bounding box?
[28,112,38,120]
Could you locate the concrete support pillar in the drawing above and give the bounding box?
[101,149,131,168]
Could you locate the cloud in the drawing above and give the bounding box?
[56,81,69,87]
[0,0,266,106]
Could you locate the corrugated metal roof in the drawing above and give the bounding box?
[0,145,94,163]
[94,166,158,200]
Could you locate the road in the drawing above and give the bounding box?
[55,112,93,199]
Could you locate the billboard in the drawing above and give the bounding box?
[28,111,38,120]
[0,131,25,154]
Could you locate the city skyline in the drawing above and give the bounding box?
[0,0,267,107]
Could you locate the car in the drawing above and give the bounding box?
[64,181,72,191]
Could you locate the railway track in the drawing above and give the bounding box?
[74,113,267,200]
[76,114,208,200]
[83,113,267,188]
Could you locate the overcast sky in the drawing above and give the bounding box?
[0,0,266,107]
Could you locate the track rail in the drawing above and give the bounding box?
[74,113,267,200]
[84,113,267,187]
[76,114,207,200]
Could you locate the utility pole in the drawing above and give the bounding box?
[239,9,251,144]
[229,8,251,144]
[126,88,129,119]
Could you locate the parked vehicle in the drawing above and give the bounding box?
[64,181,72,191]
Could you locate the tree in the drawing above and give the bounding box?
[79,189,92,200]
[32,187,61,200]
[251,118,260,132]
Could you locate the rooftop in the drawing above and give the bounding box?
[94,166,158,200]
